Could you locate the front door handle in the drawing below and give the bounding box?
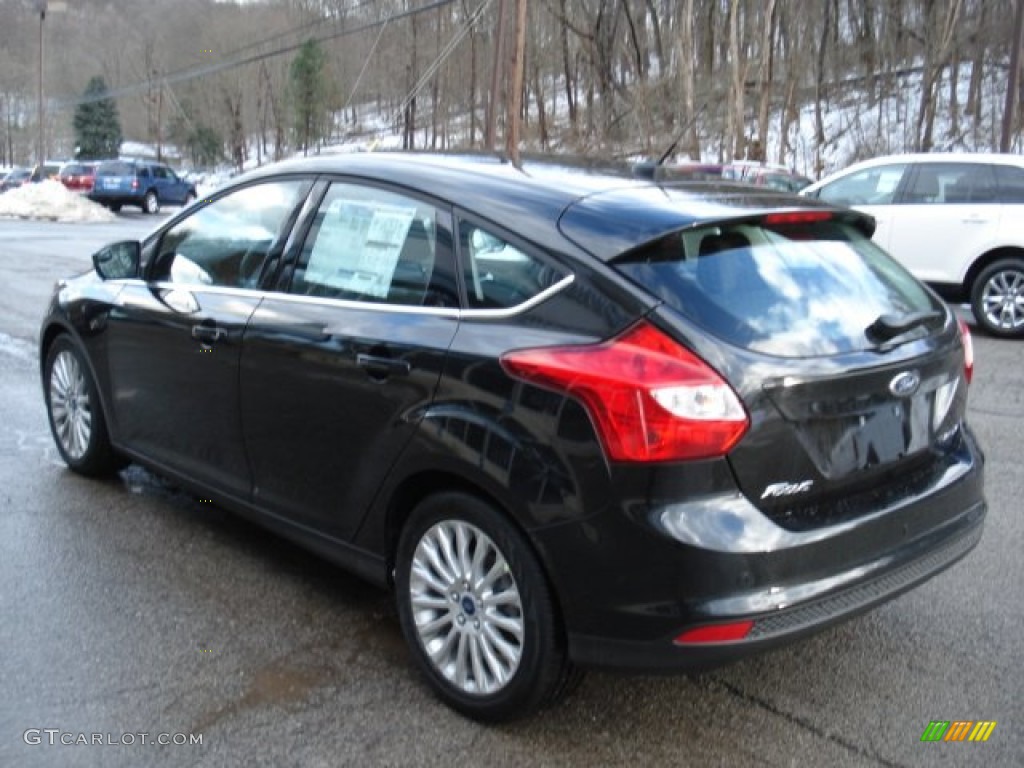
[192,324,227,344]
[356,353,411,378]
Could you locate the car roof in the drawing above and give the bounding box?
[235,152,849,261]
[805,152,1024,192]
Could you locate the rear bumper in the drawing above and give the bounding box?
[88,192,144,206]
[566,504,983,671]
[532,426,986,672]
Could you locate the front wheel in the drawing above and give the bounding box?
[44,337,126,476]
[395,492,578,722]
[143,190,160,214]
[970,258,1024,338]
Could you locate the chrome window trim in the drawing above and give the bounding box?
[109,273,575,319]
[459,274,575,320]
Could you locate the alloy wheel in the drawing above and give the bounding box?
[980,267,1024,332]
[408,520,525,696]
[49,349,92,460]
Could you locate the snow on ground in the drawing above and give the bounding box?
[0,180,116,223]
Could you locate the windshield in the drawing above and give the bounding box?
[616,219,942,357]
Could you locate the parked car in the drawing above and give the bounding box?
[58,162,97,194]
[648,161,811,193]
[1,167,32,193]
[802,153,1024,337]
[30,162,63,182]
[723,161,813,192]
[41,153,985,722]
[89,159,196,213]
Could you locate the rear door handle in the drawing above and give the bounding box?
[356,353,411,378]
[192,324,227,343]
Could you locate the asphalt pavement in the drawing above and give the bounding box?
[0,216,1020,767]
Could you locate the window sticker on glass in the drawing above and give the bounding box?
[305,199,417,298]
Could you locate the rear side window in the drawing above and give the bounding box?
[994,164,1024,203]
[902,163,997,204]
[616,219,939,357]
[289,182,459,308]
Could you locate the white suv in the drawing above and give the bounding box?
[802,153,1024,338]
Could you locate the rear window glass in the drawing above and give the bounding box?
[96,162,133,176]
[616,219,940,357]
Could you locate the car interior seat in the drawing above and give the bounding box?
[696,231,753,295]
[387,218,435,305]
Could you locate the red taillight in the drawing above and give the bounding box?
[500,321,749,462]
[957,317,974,385]
[131,178,139,190]
[762,210,833,225]
[674,620,754,644]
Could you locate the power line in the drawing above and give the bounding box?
[52,0,458,111]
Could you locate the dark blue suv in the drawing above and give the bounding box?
[90,160,196,214]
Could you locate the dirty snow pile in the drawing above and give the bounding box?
[0,179,115,223]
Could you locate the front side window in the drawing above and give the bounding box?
[816,164,908,206]
[152,180,307,288]
[458,220,566,309]
[290,183,457,307]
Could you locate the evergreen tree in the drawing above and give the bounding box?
[73,77,122,160]
[289,39,327,154]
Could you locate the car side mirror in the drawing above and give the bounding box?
[93,240,140,280]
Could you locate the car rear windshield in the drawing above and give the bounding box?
[96,162,133,177]
[615,217,941,357]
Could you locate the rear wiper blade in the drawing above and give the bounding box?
[865,310,943,343]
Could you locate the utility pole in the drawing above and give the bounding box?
[1002,0,1024,152]
[33,1,65,166]
[36,1,46,165]
[485,0,508,150]
[505,0,527,166]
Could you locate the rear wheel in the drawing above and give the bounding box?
[143,190,160,214]
[395,492,577,722]
[970,258,1024,338]
[44,337,126,476]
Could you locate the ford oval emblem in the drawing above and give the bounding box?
[889,371,920,398]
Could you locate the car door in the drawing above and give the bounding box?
[811,162,910,253]
[239,180,461,540]
[157,166,189,204]
[885,162,1001,285]
[103,178,311,497]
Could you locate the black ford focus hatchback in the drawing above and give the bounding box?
[40,153,985,721]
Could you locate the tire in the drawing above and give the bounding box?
[143,190,160,214]
[970,258,1024,338]
[44,336,126,476]
[395,492,577,722]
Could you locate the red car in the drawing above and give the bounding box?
[59,163,96,193]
